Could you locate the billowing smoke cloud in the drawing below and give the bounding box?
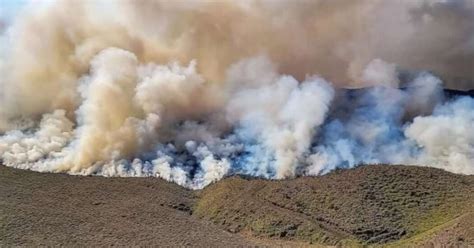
[0,0,473,189]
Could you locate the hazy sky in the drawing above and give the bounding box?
[0,0,29,56]
[0,0,29,24]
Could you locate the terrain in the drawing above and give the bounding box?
[1,164,473,247]
[0,165,255,247]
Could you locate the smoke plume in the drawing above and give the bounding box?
[0,0,473,188]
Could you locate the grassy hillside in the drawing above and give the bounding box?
[2,164,473,247]
[195,165,474,246]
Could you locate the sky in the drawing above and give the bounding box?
[0,0,29,25]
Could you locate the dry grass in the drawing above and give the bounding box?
[195,165,474,246]
[1,164,473,247]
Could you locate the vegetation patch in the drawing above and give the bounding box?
[195,165,474,246]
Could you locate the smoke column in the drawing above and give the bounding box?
[0,0,473,189]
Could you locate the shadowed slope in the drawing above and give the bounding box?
[0,166,255,247]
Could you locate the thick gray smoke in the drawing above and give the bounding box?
[0,0,473,189]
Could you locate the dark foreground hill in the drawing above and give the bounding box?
[0,165,257,247]
[1,165,473,247]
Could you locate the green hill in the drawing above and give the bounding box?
[195,165,474,247]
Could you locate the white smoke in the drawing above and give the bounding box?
[0,110,73,171]
[226,67,334,178]
[0,0,473,189]
[405,97,474,174]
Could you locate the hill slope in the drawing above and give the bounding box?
[195,165,474,246]
[0,165,255,247]
[1,164,473,247]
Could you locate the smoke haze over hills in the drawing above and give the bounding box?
[0,0,473,189]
